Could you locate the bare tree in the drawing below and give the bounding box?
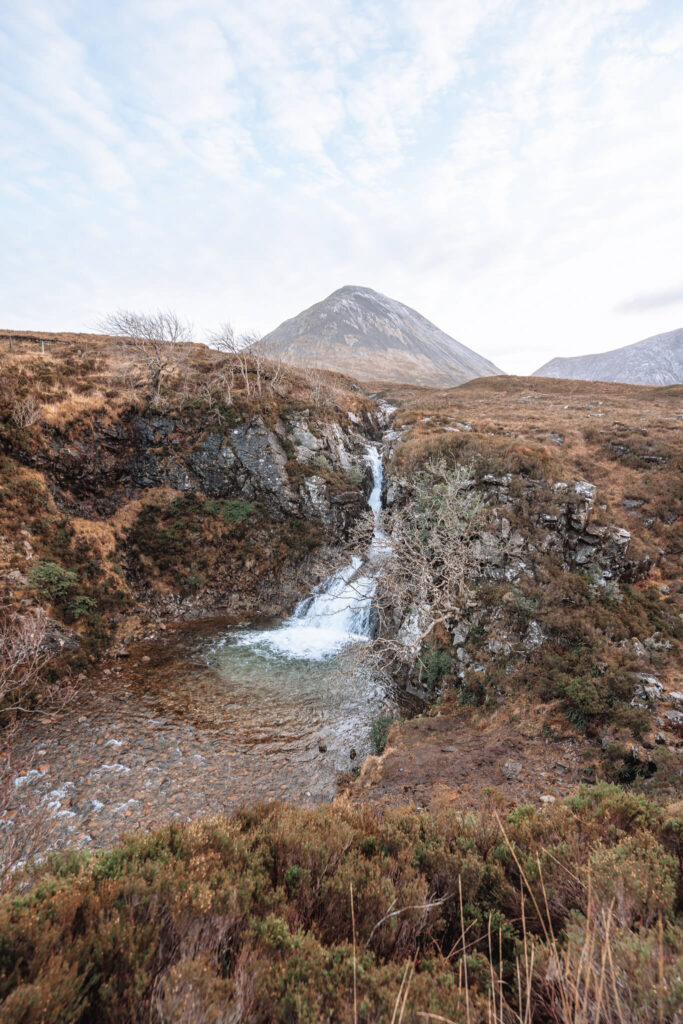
[357,460,491,673]
[0,608,50,713]
[209,322,253,399]
[100,310,193,404]
[11,396,42,429]
[300,365,334,410]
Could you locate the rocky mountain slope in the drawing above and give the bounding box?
[261,285,503,386]
[533,326,682,385]
[0,332,384,668]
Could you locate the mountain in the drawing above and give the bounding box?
[261,285,503,386]
[533,327,682,386]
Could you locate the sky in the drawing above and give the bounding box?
[1,0,682,375]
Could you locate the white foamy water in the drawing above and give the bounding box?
[231,445,384,661]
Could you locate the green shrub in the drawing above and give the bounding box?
[206,498,254,524]
[369,711,397,754]
[418,641,455,694]
[27,560,78,602]
[65,595,96,621]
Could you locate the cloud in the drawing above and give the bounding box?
[1,0,683,374]
[615,286,683,314]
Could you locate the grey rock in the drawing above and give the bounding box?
[524,621,545,649]
[451,624,468,646]
[502,759,522,780]
[186,433,237,495]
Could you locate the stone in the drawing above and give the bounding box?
[667,691,683,707]
[451,624,468,646]
[540,794,555,803]
[230,419,294,504]
[186,433,237,495]
[524,621,545,649]
[664,710,683,726]
[501,759,522,780]
[574,481,597,500]
[301,475,331,523]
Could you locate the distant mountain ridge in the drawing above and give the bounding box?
[261,285,503,387]
[533,327,682,386]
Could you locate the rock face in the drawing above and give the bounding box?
[533,327,682,386]
[6,402,384,627]
[261,285,503,387]
[382,447,653,696]
[26,408,378,534]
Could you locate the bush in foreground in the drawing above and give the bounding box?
[0,785,680,1023]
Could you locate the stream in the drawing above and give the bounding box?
[9,446,396,855]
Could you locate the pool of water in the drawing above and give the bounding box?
[8,445,398,854]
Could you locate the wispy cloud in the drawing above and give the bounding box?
[1,0,682,372]
[615,286,683,314]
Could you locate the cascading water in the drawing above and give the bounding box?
[230,445,385,660]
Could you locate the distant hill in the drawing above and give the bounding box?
[261,285,503,387]
[533,327,682,386]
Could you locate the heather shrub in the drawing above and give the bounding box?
[0,789,679,1023]
[589,832,677,927]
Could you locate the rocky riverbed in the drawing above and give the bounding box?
[8,618,394,857]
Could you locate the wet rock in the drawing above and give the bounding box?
[301,475,332,523]
[186,433,237,494]
[230,419,294,506]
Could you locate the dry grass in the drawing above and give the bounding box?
[379,375,682,587]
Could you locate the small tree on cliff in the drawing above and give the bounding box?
[351,459,493,677]
[100,310,193,404]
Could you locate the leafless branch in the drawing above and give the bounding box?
[0,608,51,713]
[100,309,194,404]
[349,460,494,675]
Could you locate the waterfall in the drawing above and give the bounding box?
[231,445,384,661]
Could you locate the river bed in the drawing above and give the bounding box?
[7,446,397,858]
[9,618,394,856]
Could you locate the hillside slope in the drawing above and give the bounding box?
[533,327,682,385]
[262,285,503,386]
